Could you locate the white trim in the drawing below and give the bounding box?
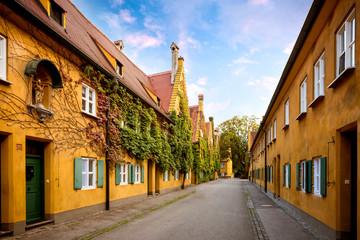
[273,120,276,139]
[134,164,140,184]
[300,160,306,192]
[314,52,325,98]
[313,158,321,195]
[120,163,128,185]
[285,163,290,188]
[81,158,96,190]
[82,83,96,116]
[0,35,7,81]
[285,99,289,125]
[336,9,355,76]
[300,78,307,113]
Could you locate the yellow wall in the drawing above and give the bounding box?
[249,0,359,235]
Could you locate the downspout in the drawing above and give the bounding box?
[105,77,118,210]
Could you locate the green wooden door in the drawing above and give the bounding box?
[26,157,44,224]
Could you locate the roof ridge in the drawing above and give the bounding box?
[148,70,172,77]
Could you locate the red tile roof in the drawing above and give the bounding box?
[149,71,172,113]
[13,0,169,119]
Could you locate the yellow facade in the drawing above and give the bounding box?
[0,1,192,236]
[249,0,360,238]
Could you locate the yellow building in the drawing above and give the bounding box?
[220,149,233,178]
[249,0,359,238]
[0,0,191,236]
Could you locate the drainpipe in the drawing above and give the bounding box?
[262,130,267,193]
[105,77,118,211]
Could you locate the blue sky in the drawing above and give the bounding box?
[72,0,313,127]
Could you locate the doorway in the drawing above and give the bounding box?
[26,141,44,224]
[339,128,357,239]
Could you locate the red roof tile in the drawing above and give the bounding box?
[13,0,169,118]
[149,71,172,113]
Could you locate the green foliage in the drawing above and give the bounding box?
[82,65,194,173]
[218,115,259,178]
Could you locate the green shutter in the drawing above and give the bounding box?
[115,163,120,185]
[163,171,166,181]
[132,164,135,184]
[168,170,171,181]
[74,158,82,190]
[320,157,327,197]
[288,164,291,188]
[296,162,300,190]
[282,165,285,186]
[271,166,273,183]
[306,160,312,193]
[141,165,144,183]
[97,160,104,187]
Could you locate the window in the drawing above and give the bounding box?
[285,164,290,187]
[267,129,270,144]
[0,35,6,81]
[313,158,320,195]
[164,170,169,181]
[314,53,325,98]
[273,120,276,139]
[116,61,123,76]
[175,170,180,180]
[336,10,355,76]
[300,160,306,192]
[186,172,190,179]
[134,164,140,184]
[270,125,273,141]
[50,0,65,27]
[285,99,289,126]
[82,84,96,116]
[270,165,273,183]
[120,164,128,185]
[300,78,307,113]
[82,158,96,189]
[221,163,224,168]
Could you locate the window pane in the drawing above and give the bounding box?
[89,103,93,114]
[339,53,345,73]
[89,160,93,172]
[82,173,87,187]
[82,99,86,111]
[82,160,87,172]
[82,86,86,98]
[340,31,345,52]
[89,90,93,101]
[351,17,355,42]
[89,173,93,186]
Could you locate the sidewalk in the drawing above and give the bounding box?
[243,181,321,240]
[7,187,196,240]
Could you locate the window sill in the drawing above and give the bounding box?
[81,111,99,119]
[308,95,324,108]
[282,124,289,130]
[120,183,128,186]
[0,78,13,85]
[328,66,355,88]
[81,186,96,190]
[296,111,307,121]
[272,138,276,142]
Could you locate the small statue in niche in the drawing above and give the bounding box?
[33,77,44,105]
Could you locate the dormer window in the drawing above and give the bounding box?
[50,0,65,27]
[116,61,123,76]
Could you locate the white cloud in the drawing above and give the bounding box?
[232,56,257,64]
[253,76,278,92]
[197,77,208,86]
[248,0,270,6]
[187,83,205,105]
[120,9,136,23]
[283,40,295,54]
[204,100,231,114]
[144,17,162,31]
[250,47,259,54]
[247,81,255,86]
[179,36,201,49]
[125,32,164,49]
[111,0,124,7]
[260,96,267,100]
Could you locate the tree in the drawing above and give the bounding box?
[218,115,259,178]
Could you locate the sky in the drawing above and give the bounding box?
[72,0,313,127]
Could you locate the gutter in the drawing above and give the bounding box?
[250,0,324,152]
[5,0,173,123]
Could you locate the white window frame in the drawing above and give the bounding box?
[336,9,355,76]
[313,158,321,195]
[270,125,273,141]
[314,52,325,98]
[267,129,270,144]
[285,163,289,188]
[221,163,224,168]
[300,160,306,192]
[82,158,96,190]
[164,170,169,181]
[0,35,6,81]
[134,164,140,184]
[120,163,128,185]
[186,172,190,179]
[82,84,96,116]
[273,120,276,139]
[285,99,289,125]
[300,78,307,113]
[175,170,180,180]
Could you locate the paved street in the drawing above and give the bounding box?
[94,179,254,240]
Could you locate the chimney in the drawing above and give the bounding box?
[170,42,179,85]
[198,94,204,112]
[114,40,124,51]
